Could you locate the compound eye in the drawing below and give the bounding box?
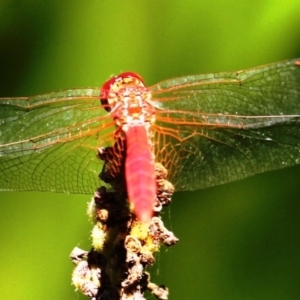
[118,72,144,84]
[100,72,145,112]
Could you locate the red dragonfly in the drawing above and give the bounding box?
[1,59,300,221]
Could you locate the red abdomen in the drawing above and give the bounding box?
[125,125,156,222]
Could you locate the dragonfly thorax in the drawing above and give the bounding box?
[110,86,156,130]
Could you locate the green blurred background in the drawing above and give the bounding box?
[1,1,300,299]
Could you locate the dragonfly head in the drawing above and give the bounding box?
[100,72,145,112]
[100,72,156,128]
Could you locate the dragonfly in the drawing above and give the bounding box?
[1,59,300,221]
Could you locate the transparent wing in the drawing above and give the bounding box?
[0,89,115,194]
[2,59,300,194]
[151,59,300,191]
